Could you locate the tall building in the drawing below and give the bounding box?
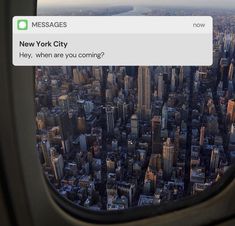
[171,68,176,92]
[144,168,157,193]
[51,153,64,180]
[40,140,51,166]
[58,95,69,112]
[77,116,86,133]
[127,140,136,156]
[107,72,116,87]
[73,68,85,84]
[36,111,46,130]
[105,89,113,102]
[117,99,124,121]
[157,73,164,100]
[152,116,162,154]
[58,112,72,153]
[228,80,234,98]
[174,127,180,164]
[84,101,94,115]
[131,114,139,139]
[106,154,116,173]
[220,58,229,85]
[161,103,168,129]
[199,126,206,146]
[117,182,136,207]
[137,66,151,120]
[210,148,220,172]
[163,138,175,178]
[93,66,103,81]
[149,153,162,171]
[229,123,235,152]
[228,60,234,80]
[79,134,87,152]
[106,106,115,135]
[122,102,128,122]
[227,99,235,123]
[124,75,132,94]
[179,66,184,90]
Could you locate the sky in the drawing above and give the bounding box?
[39,0,235,8]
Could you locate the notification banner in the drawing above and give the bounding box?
[13,16,213,66]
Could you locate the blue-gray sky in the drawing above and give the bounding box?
[39,0,235,8]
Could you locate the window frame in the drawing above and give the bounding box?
[1,0,235,225]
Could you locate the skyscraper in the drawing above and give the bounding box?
[73,68,85,84]
[124,75,133,95]
[131,114,139,139]
[229,123,235,152]
[40,140,51,166]
[57,112,72,153]
[79,134,87,152]
[171,68,176,92]
[228,80,234,99]
[149,153,162,171]
[220,58,229,86]
[157,73,164,100]
[161,103,168,130]
[179,66,184,90]
[51,153,64,181]
[163,138,175,178]
[77,116,86,133]
[93,66,103,81]
[58,95,69,112]
[228,60,234,80]
[227,99,235,123]
[137,66,151,120]
[199,126,205,146]
[152,116,161,154]
[210,148,220,172]
[106,105,115,135]
[174,126,180,164]
[107,72,116,87]
[122,102,128,123]
[117,99,124,121]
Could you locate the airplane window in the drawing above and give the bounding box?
[35,0,235,211]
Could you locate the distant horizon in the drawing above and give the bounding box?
[38,0,235,9]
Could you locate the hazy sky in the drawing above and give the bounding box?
[39,0,235,8]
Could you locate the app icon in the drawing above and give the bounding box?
[17,19,28,30]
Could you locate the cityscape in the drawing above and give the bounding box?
[35,6,235,210]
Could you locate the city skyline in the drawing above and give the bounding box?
[35,5,235,211]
